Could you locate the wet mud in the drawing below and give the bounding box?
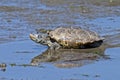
[0,0,120,80]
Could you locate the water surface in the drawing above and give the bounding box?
[0,0,120,80]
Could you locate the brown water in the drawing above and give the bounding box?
[0,0,120,80]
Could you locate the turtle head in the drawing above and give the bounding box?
[30,33,61,49]
[29,33,50,45]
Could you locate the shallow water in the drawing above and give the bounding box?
[0,0,120,80]
[0,40,120,80]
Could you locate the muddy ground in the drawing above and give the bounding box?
[0,0,120,80]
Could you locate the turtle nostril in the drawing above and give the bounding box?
[38,35,42,38]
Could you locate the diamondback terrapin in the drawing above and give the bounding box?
[30,27,104,49]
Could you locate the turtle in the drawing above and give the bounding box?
[29,27,104,49]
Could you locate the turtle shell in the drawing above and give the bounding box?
[48,27,104,48]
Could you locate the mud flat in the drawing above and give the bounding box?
[0,0,120,80]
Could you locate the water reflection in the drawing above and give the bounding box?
[31,44,109,68]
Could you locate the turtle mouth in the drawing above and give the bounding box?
[30,34,35,40]
[29,33,39,42]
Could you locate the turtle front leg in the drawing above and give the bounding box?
[52,42,61,50]
[47,41,61,50]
